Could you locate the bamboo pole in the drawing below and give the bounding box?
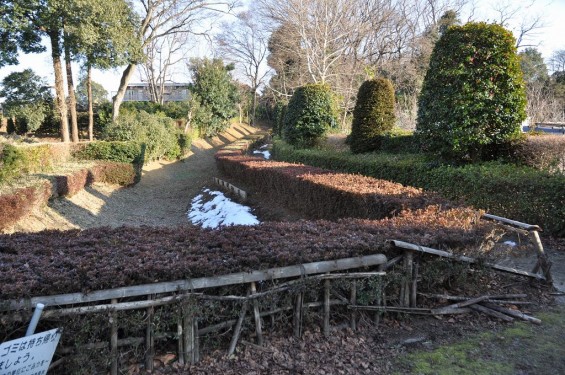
[183,303,196,364]
[110,298,118,375]
[250,282,263,346]
[193,319,200,363]
[481,303,541,324]
[323,279,330,336]
[469,304,514,322]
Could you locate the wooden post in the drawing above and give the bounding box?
[145,295,155,372]
[529,231,552,283]
[110,298,118,375]
[182,302,196,364]
[228,300,249,356]
[293,292,303,338]
[177,318,184,366]
[250,282,263,346]
[350,281,357,330]
[410,261,418,308]
[193,319,200,363]
[375,264,385,326]
[402,252,413,307]
[323,279,330,336]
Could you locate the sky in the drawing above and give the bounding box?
[0,0,564,100]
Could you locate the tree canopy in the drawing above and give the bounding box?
[0,69,52,115]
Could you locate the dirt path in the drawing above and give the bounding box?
[12,123,263,232]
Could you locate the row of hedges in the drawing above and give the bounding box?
[216,151,457,221]
[0,209,495,299]
[0,141,144,185]
[0,162,136,232]
[272,140,565,236]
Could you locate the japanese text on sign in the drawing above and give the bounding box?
[0,328,61,375]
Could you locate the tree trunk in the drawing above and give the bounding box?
[48,29,70,143]
[87,65,94,141]
[64,35,79,143]
[252,88,257,125]
[112,63,137,120]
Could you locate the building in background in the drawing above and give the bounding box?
[120,82,190,102]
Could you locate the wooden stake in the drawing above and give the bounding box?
[145,295,155,372]
[431,296,490,314]
[402,251,413,307]
[183,303,196,364]
[293,292,303,338]
[177,318,184,366]
[250,282,263,346]
[228,300,249,356]
[410,261,418,308]
[323,279,330,336]
[529,230,552,283]
[193,319,200,363]
[350,281,357,330]
[110,298,118,375]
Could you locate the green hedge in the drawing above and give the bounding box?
[0,144,25,184]
[72,141,144,164]
[272,140,565,236]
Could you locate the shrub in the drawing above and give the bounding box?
[514,134,565,174]
[283,84,338,148]
[416,22,527,161]
[350,78,396,153]
[73,141,143,164]
[0,144,25,184]
[377,128,418,154]
[102,110,188,161]
[11,104,47,133]
[272,101,287,136]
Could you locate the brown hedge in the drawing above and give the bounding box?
[0,181,52,231]
[0,162,136,231]
[516,135,565,173]
[0,207,492,300]
[216,152,455,220]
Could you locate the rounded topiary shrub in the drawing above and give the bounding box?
[283,84,338,148]
[350,78,396,153]
[416,22,526,161]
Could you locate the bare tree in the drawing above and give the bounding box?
[112,0,237,119]
[140,33,189,104]
[216,11,270,124]
[491,0,545,48]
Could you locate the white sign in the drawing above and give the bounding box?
[0,328,61,375]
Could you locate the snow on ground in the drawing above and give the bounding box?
[253,150,271,159]
[504,241,517,247]
[187,189,259,229]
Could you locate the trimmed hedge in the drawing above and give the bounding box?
[283,84,338,148]
[0,211,495,299]
[417,22,526,161]
[350,78,396,153]
[514,135,565,173]
[72,141,143,164]
[272,140,565,236]
[0,181,53,231]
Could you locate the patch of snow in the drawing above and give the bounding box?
[259,144,270,149]
[503,240,517,247]
[187,189,259,229]
[253,150,271,159]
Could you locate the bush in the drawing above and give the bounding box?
[272,102,287,136]
[514,134,565,174]
[0,144,25,184]
[272,140,565,236]
[417,22,526,161]
[283,84,338,148]
[102,110,189,161]
[377,128,418,154]
[350,78,396,153]
[73,141,143,164]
